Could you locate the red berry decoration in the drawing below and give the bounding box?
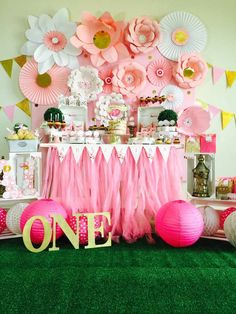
[0,208,7,234]
[68,215,101,245]
[220,207,236,229]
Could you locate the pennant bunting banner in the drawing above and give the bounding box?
[159,146,171,162]
[115,145,128,164]
[16,98,31,117]
[14,55,27,68]
[1,59,13,78]
[129,145,142,163]
[208,104,221,118]
[71,145,84,163]
[221,111,234,129]
[212,66,225,84]
[100,145,114,163]
[3,105,16,122]
[86,145,99,161]
[144,146,156,163]
[57,144,70,162]
[225,70,236,88]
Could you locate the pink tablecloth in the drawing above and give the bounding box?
[41,146,184,242]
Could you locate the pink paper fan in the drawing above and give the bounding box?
[19,59,70,105]
[178,106,211,135]
[147,58,173,88]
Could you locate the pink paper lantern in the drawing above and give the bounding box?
[155,200,204,247]
[220,207,236,229]
[0,208,7,234]
[68,215,101,245]
[20,199,68,244]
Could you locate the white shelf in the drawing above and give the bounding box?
[0,196,39,208]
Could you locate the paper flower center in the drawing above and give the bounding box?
[125,73,134,84]
[139,34,147,44]
[78,81,91,89]
[36,73,52,88]
[183,67,195,78]
[172,28,189,46]
[184,118,192,127]
[105,76,112,85]
[93,31,111,49]
[43,31,67,52]
[156,68,164,77]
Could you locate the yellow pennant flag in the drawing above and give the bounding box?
[225,70,236,87]
[14,55,27,68]
[1,59,13,77]
[16,99,31,117]
[221,111,234,129]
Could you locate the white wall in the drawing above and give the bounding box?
[0,0,236,176]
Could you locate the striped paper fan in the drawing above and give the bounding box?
[19,59,70,105]
[157,11,207,61]
[160,85,184,111]
[147,58,173,88]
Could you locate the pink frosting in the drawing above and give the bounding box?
[125,16,161,54]
[112,61,146,98]
[173,53,208,89]
[70,11,129,67]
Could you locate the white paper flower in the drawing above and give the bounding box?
[95,93,126,126]
[67,66,104,102]
[21,8,82,74]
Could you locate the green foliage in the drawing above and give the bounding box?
[158,109,178,123]
[13,123,28,133]
[44,107,63,122]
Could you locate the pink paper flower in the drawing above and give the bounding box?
[19,58,70,105]
[70,12,129,67]
[99,68,114,94]
[173,53,208,89]
[112,61,146,98]
[125,16,161,54]
[178,106,210,135]
[147,58,173,88]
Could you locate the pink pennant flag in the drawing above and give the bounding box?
[3,104,15,122]
[208,104,221,118]
[212,66,225,84]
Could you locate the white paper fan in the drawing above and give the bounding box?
[159,85,184,111]
[157,11,207,61]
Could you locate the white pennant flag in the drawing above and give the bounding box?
[71,145,84,163]
[144,146,156,163]
[129,145,142,163]
[57,144,70,162]
[86,144,100,162]
[115,145,128,164]
[158,145,171,162]
[100,145,114,163]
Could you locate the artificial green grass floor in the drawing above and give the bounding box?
[0,236,236,314]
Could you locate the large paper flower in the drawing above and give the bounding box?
[99,68,114,94]
[160,85,184,111]
[147,58,172,88]
[19,59,70,105]
[173,53,208,89]
[70,12,129,67]
[112,61,146,98]
[157,11,207,61]
[124,16,161,54]
[67,66,103,102]
[21,8,82,74]
[178,106,210,135]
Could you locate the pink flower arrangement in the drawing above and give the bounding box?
[70,12,129,67]
[112,61,146,98]
[125,16,161,54]
[173,53,208,89]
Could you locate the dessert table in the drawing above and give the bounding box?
[40,143,184,242]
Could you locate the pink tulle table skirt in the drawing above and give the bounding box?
[41,146,184,242]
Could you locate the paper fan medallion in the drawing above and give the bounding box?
[178,106,210,135]
[157,11,207,61]
[147,58,173,88]
[160,85,184,111]
[19,59,70,105]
